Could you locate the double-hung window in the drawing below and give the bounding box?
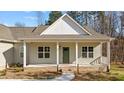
[82,46,93,58]
[20,46,24,58]
[38,47,50,58]
[82,47,87,58]
[88,47,93,58]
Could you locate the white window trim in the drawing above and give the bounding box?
[19,46,24,58]
[81,46,87,58]
[81,46,94,58]
[88,47,94,58]
[38,46,50,59]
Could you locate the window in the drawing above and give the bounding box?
[82,46,93,58]
[20,46,23,58]
[38,47,43,58]
[38,47,50,58]
[88,47,93,58]
[82,47,87,58]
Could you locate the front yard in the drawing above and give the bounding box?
[0,67,61,80]
[0,64,124,80]
[73,64,124,81]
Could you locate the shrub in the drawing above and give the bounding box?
[9,63,23,67]
[0,70,6,76]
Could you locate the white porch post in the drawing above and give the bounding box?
[23,41,26,67]
[100,42,103,63]
[76,42,79,73]
[107,41,110,70]
[56,42,59,71]
[76,42,78,65]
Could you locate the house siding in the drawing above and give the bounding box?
[19,42,102,65]
[14,43,29,65]
[0,42,14,69]
[29,42,57,64]
[78,42,101,64]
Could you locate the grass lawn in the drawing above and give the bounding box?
[110,64,124,80]
[73,64,124,81]
[0,67,61,80]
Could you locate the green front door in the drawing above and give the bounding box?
[63,47,69,64]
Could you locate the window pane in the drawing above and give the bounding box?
[82,53,87,58]
[20,52,23,58]
[88,47,93,52]
[20,46,23,58]
[45,47,50,52]
[89,53,93,58]
[45,53,50,58]
[82,47,87,52]
[38,47,43,52]
[38,53,43,58]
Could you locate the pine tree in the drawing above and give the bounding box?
[47,11,62,25]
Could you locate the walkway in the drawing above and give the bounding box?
[52,72,75,81]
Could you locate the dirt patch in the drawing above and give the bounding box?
[0,67,61,80]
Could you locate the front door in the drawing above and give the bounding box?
[63,47,69,64]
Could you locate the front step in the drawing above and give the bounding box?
[59,66,76,73]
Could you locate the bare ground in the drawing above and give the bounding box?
[0,65,123,81]
[0,67,61,80]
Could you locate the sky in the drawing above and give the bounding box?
[0,11,50,27]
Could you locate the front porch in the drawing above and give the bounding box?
[25,64,104,72]
[22,40,110,71]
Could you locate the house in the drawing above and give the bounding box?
[0,14,114,71]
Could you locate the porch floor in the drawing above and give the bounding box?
[25,64,104,72]
[26,64,102,68]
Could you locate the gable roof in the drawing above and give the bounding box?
[0,14,113,42]
[40,14,92,35]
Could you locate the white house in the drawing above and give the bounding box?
[0,14,114,71]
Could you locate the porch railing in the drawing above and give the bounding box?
[90,56,101,65]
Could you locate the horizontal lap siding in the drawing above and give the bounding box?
[29,42,56,64]
[59,43,76,64]
[14,43,29,65]
[78,42,101,64]
[28,42,101,65]
[14,42,101,65]
[0,42,14,68]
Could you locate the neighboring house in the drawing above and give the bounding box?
[0,14,114,71]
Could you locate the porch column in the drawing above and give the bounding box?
[23,41,26,67]
[76,42,78,65]
[107,41,110,70]
[100,42,103,63]
[56,42,59,71]
[76,42,79,73]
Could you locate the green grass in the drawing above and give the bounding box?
[110,64,124,80]
[74,64,124,81]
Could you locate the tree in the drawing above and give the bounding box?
[119,12,124,38]
[67,11,97,26]
[15,22,25,27]
[47,11,62,25]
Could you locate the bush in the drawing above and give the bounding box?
[9,63,23,67]
[0,70,6,76]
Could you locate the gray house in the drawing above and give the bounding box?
[0,14,113,71]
